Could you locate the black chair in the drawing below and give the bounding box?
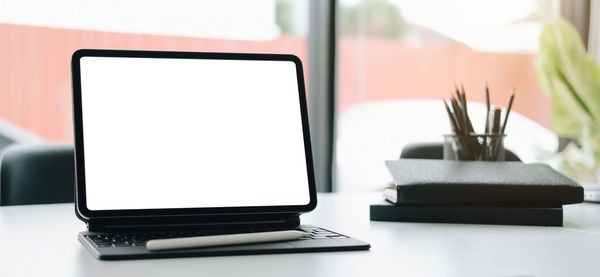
[0,143,75,205]
[400,142,521,161]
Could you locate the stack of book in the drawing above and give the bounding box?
[370,159,584,226]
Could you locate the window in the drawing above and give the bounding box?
[0,0,309,141]
[335,0,560,191]
[1,0,580,192]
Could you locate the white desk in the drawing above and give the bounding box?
[1,193,600,277]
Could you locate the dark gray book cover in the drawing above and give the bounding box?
[385,159,583,206]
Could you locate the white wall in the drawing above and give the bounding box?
[0,0,280,40]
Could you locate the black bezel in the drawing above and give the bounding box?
[71,49,317,221]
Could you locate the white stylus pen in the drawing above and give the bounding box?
[146,230,308,251]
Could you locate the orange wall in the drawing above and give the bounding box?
[338,36,551,129]
[0,24,550,141]
[0,23,308,141]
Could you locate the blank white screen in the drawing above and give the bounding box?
[79,56,311,210]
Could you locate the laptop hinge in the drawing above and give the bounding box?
[87,213,301,232]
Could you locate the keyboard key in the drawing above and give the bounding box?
[93,241,113,246]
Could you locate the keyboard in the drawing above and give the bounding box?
[85,226,347,248]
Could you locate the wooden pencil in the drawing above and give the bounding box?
[500,89,515,134]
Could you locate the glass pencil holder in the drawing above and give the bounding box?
[443,134,506,161]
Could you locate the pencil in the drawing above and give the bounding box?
[500,89,515,134]
[484,82,490,133]
[491,107,502,134]
[459,83,467,113]
[443,99,459,133]
[489,107,502,160]
[450,97,464,134]
[458,84,475,133]
[454,83,461,102]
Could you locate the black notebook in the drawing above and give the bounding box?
[370,202,563,226]
[385,159,583,207]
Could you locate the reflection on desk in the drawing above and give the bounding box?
[1,193,600,277]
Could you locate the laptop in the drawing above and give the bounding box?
[71,49,370,260]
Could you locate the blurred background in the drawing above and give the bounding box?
[0,0,595,192]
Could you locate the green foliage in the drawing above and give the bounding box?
[536,18,600,138]
[342,0,405,38]
[276,0,294,34]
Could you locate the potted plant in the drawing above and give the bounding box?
[536,17,600,181]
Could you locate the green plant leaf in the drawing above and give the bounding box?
[536,18,600,137]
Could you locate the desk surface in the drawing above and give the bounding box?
[2,193,600,277]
